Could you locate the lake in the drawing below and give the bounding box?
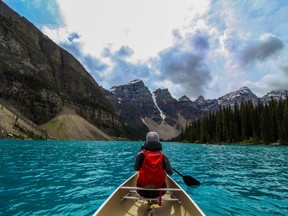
[0,140,287,215]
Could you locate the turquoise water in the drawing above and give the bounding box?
[0,141,288,216]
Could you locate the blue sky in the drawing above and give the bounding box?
[3,0,288,100]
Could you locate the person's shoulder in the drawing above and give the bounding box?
[162,153,170,159]
[137,151,144,155]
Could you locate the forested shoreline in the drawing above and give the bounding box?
[180,97,288,145]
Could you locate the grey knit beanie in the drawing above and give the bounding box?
[146,132,159,142]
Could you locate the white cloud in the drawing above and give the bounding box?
[244,73,288,97]
[42,26,70,43]
[152,80,183,99]
[54,0,210,60]
[38,0,288,99]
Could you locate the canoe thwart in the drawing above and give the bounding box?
[121,192,181,204]
[122,195,180,202]
[120,186,182,191]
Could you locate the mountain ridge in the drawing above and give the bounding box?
[104,80,288,140]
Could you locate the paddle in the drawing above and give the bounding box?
[173,168,200,187]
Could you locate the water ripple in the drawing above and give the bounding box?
[1,141,288,215]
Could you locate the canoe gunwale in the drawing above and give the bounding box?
[93,173,138,216]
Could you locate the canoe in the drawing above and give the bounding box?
[93,172,205,216]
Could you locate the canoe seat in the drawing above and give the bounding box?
[120,186,181,205]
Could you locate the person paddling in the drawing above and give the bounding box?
[134,131,173,198]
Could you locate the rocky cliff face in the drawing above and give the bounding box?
[109,80,160,126]
[153,88,177,126]
[177,95,205,120]
[194,96,218,112]
[0,1,124,137]
[217,86,259,108]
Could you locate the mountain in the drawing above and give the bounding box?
[104,81,202,139]
[102,80,159,139]
[177,95,205,120]
[217,86,259,107]
[194,96,218,112]
[153,88,178,126]
[0,1,125,140]
[261,90,288,104]
[105,81,288,140]
[103,81,184,140]
[109,80,160,126]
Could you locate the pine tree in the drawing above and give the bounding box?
[180,98,288,145]
[277,99,284,144]
[252,101,262,142]
[260,105,271,144]
[268,98,278,142]
[215,107,223,142]
[241,100,251,141]
[233,102,241,142]
[282,99,288,144]
[200,117,207,143]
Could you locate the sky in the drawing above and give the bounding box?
[3,0,288,100]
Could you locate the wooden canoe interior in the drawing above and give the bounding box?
[94,173,204,216]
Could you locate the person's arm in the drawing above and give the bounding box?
[163,154,173,175]
[134,152,144,170]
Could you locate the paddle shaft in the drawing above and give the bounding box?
[173,168,184,177]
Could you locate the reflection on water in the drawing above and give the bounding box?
[0,140,287,215]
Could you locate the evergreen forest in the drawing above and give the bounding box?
[180,98,288,145]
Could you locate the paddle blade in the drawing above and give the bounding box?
[183,175,200,187]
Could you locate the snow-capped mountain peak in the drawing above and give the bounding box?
[261,90,288,103]
[218,86,259,107]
